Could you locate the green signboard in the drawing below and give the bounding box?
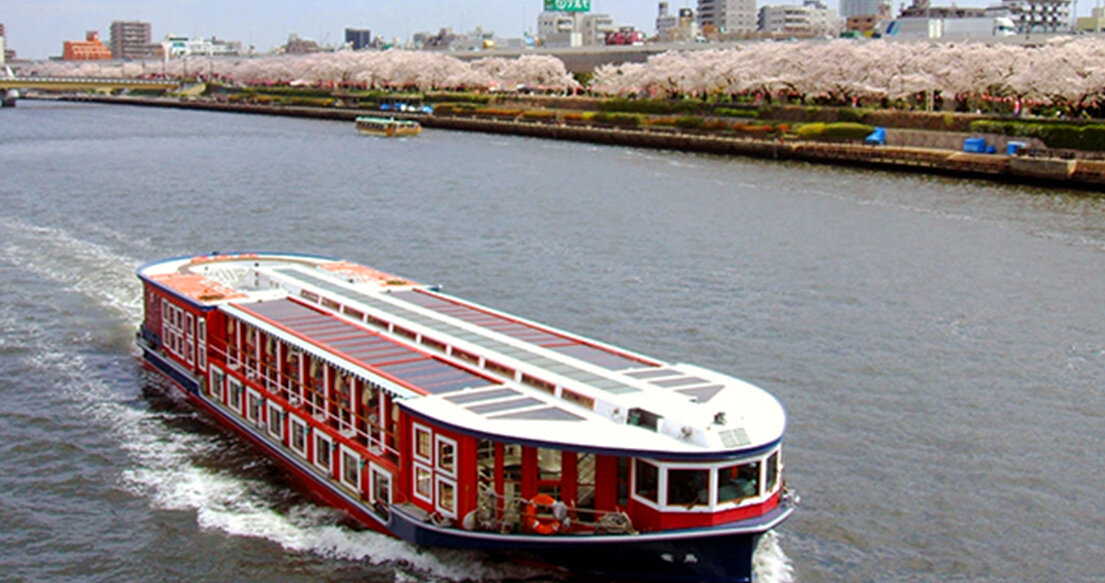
[544,0,591,12]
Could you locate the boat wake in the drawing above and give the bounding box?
[0,217,794,583]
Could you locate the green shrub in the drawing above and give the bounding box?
[598,98,705,115]
[715,107,759,119]
[795,122,827,139]
[823,122,875,140]
[674,116,704,129]
[590,112,643,127]
[969,120,1105,151]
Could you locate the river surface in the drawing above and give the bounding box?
[2,99,1104,582]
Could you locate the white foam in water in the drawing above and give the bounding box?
[2,218,793,583]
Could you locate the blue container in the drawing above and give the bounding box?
[963,137,988,153]
[1006,141,1027,156]
[864,126,886,145]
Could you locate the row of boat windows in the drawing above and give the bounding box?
[303,290,599,411]
[634,452,781,509]
[208,365,395,512]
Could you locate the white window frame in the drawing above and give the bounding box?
[412,423,433,465]
[313,431,334,474]
[630,449,782,513]
[208,366,224,402]
[369,462,392,506]
[435,475,458,519]
[246,388,263,426]
[197,319,207,372]
[434,434,458,478]
[227,377,243,412]
[288,414,309,459]
[266,401,284,441]
[413,462,433,503]
[339,445,362,492]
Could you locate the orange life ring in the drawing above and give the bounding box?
[522,494,560,535]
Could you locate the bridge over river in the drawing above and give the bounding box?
[0,77,179,106]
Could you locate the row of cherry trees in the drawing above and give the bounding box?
[26,51,581,92]
[24,38,1105,114]
[591,38,1105,114]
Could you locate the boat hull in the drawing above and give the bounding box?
[388,501,782,583]
[138,334,789,583]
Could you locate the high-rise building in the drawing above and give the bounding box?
[110,20,152,60]
[992,0,1071,33]
[697,0,758,34]
[345,28,372,50]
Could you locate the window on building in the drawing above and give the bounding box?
[266,402,283,440]
[228,378,243,411]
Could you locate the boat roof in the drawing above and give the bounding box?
[139,253,786,459]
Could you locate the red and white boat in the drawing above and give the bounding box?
[137,252,793,582]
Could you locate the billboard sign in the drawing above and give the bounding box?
[544,0,591,12]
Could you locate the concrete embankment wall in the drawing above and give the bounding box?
[62,96,1105,190]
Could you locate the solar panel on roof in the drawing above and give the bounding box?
[652,376,709,388]
[445,388,520,404]
[468,397,543,415]
[489,407,585,422]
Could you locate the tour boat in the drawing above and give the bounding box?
[136,252,793,582]
[355,116,422,137]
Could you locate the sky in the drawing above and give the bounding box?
[2,0,1099,60]
[3,0,680,59]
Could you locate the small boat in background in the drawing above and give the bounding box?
[355,116,422,138]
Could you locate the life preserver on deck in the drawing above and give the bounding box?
[522,494,560,535]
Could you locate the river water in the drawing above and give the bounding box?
[2,99,1104,582]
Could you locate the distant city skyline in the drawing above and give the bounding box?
[1,0,1094,59]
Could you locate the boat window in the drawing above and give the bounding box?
[484,360,515,378]
[634,460,659,503]
[246,389,262,425]
[477,439,495,493]
[266,402,283,440]
[322,297,340,311]
[414,464,433,502]
[716,461,761,505]
[538,448,562,482]
[453,348,479,365]
[208,368,225,401]
[342,306,365,320]
[577,453,596,511]
[561,389,594,410]
[765,451,780,493]
[436,435,457,477]
[422,337,447,352]
[228,378,243,411]
[314,432,333,472]
[393,326,416,340]
[436,477,457,518]
[522,374,555,394]
[627,408,662,431]
[300,290,319,303]
[413,424,432,463]
[289,415,308,459]
[502,443,522,501]
[667,468,710,506]
[341,447,361,491]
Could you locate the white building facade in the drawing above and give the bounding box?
[758,0,840,36]
[697,0,758,34]
[537,11,616,46]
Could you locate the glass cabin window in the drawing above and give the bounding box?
[634,460,659,503]
[765,451,780,493]
[436,436,456,477]
[414,424,432,462]
[667,468,710,506]
[717,461,761,505]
